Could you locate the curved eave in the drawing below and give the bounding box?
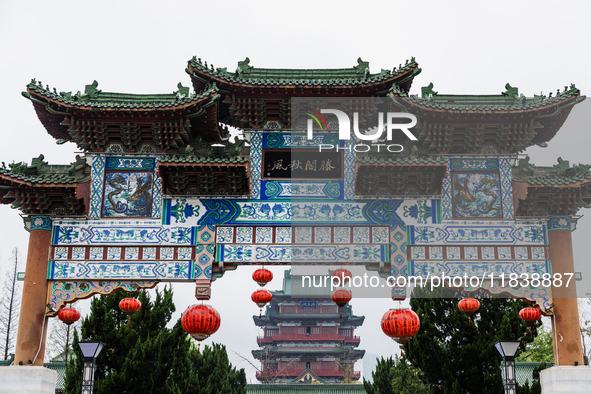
[186,64,421,97]
[23,87,226,145]
[517,177,591,189]
[399,94,583,146]
[0,173,77,188]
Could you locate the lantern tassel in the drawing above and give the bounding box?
[259,309,262,319]
[529,326,532,336]
[197,343,200,354]
[468,316,471,328]
[127,315,131,327]
[340,309,343,319]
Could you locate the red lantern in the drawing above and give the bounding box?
[252,289,273,318]
[119,298,141,326]
[519,307,542,336]
[252,268,273,287]
[57,306,81,364]
[381,308,421,344]
[331,289,352,318]
[458,298,480,327]
[58,307,81,326]
[181,304,221,352]
[331,269,352,285]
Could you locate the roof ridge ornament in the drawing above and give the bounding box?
[421,82,438,98]
[501,83,518,97]
[84,80,101,99]
[354,58,369,77]
[236,57,252,77]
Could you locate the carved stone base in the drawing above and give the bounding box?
[0,366,57,394]
[540,366,591,393]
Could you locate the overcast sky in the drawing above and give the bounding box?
[1,0,590,383]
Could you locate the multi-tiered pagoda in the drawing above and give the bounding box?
[253,270,365,384]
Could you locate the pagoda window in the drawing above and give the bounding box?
[280,305,296,313]
[322,326,337,335]
[266,328,279,337]
[311,327,320,335]
[338,328,351,336]
[322,305,337,313]
[311,361,321,370]
[281,326,296,335]
[297,326,306,335]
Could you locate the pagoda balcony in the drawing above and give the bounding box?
[256,334,360,345]
[256,369,361,379]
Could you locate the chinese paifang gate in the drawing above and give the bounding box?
[4,56,588,379]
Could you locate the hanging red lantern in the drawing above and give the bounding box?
[252,289,273,318]
[381,308,421,344]
[331,269,352,285]
[119,298,142,326]
[57,307,81,364]
[58,307,81,326]
[252,268,273,287]
[181,304,221,353]
[331,289,352,318]
[519,307,542,336]
[458,298,480,327]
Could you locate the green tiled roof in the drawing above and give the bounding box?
[246,384,367,393]
[157,155,249,164]
[0,354,14,366]
[408,83,583,111]
[188,56,420,87]
[0,156,77,185]
[24,79,219,109]
[514,157,591,186]
[356,155,447,165]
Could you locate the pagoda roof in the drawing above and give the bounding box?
[252,347,365,358]
[23,79,218,110]
[0,155,87,215]
[187,56,420,91]
[513,157,591,216]
[23,79,229,150]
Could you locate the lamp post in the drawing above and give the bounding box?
[78,341,104,394]
[495,340,520,394]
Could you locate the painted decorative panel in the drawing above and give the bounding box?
[260,181,343,200]
[53,224,196,245]
[408,222,546,245]
[102,171,154,218]
[49,261,193,280]
[216,244,388,263]
[89,155,106,219]
[162,198,440,227]
[409,260,550,278]
[46,280,158,317]
[452,172,502,218]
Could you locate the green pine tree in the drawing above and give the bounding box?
[64,287,245,394]
[364,356,395,394]
[404,286,541,394]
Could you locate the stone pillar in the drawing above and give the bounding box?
[547,216,583,366]
[14,216,52,366]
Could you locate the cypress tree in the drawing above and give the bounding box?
[403,286,541,394]
[64,287,245,394]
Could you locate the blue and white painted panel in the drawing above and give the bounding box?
[216,244,389,263]
[410,260,550,277]
[408,222,546,245]
[53,225,196,245]
[49,261,193,280]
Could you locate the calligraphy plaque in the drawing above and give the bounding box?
[262,149,343,179]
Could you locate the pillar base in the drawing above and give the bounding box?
[540,366,591,393]
[0,366,57,394]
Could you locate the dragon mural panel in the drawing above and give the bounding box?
[452,172,502,218]
[102,171,154,217]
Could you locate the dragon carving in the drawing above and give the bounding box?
[105,174,153,216]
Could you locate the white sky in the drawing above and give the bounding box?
[1,0,590,383]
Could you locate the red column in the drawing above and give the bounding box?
[547,216,583,366]
[14,216,52,366]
